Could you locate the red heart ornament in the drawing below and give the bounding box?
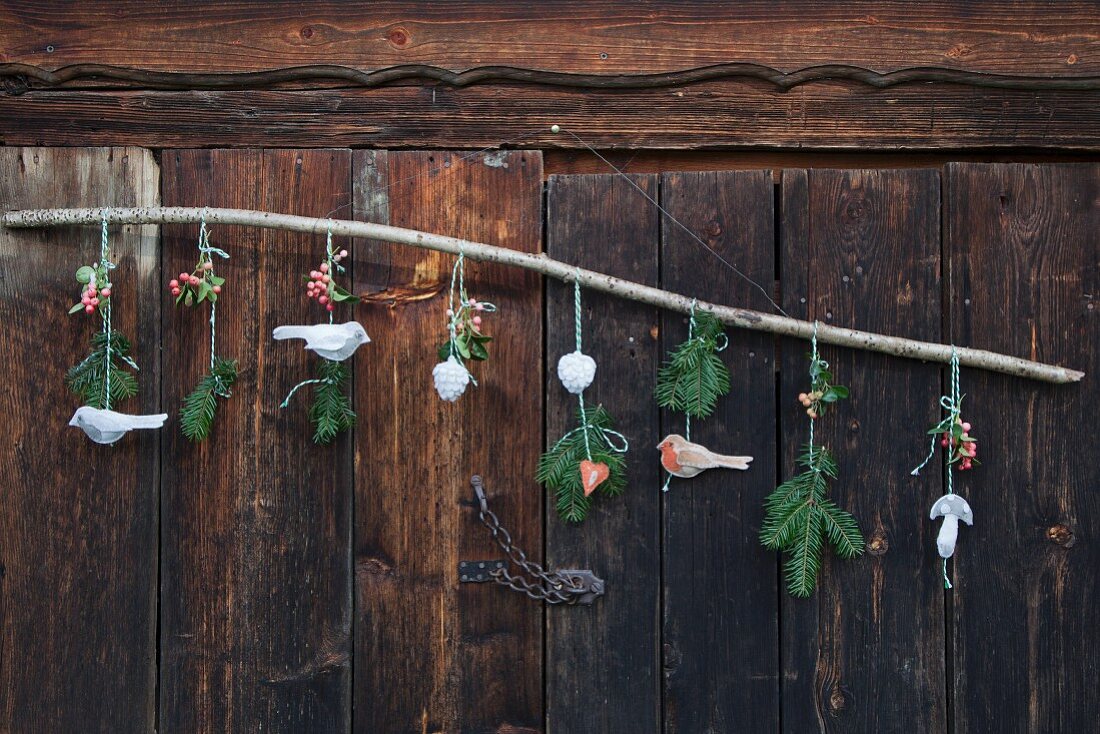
[580,460,610,496]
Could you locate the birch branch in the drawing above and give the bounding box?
[1,206,1084,384]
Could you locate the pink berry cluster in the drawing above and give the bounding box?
[70,263,112,316]
[168,257,224,305]
[940,418,978,471]
[446,298,488,333]
[305,247,357,312]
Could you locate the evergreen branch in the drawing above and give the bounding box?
[759,444,864,596]
[784,506,823,597]
[655,312,730,419]
[537,405,627,522]
[179,358,238,442]
[309,359,355,444]
[66,331,140,409]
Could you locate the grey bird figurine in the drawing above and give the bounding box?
[272,321,371,361]
[69,406,168,445]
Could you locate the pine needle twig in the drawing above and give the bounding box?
[66,331,140,408]
[179,358,238,442]
[309,359,355,444]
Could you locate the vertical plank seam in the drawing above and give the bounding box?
[656,173,668,734]
[940,164,957,734]
[772,170,785,734]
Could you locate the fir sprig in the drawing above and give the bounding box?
[537,405,627,523]
[66,331,139,408]
[655,311,730,419]
[309,359,355,444]
[760,445,864,597]
[179,358,238,442]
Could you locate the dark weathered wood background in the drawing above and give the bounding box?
[1,2,1098,732]
[0,149,1095,733]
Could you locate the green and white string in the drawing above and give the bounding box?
[279,222,341,408]
[99,208,117,409]
[553,271,629,460]
[808,320,820,455]
[445,251,497,386]
[912,346,962,589]
[197,208,231,394]
[661,299,727,492]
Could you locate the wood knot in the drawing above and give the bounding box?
[1047,524,1075,548]
[1067,53,1079,65]
[663,642,682,674]
[828,685,849,715]
[868,529,889,556]
[300,26,314,40]
[945,44,973,59]
[848,419,860,433]
[388,27,410,47]
[704,220,722,238]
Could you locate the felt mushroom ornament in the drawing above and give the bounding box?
[929,494,974,559]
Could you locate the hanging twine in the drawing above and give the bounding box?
[99,208,116,409]
[551,270,629,460]
[808,320,820,456]
[911,347,962,589]
[661,299,727,492]
[279,221,341,408]
[197,208,231,393]
[445,250,497,387]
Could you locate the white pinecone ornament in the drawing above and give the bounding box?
[433,356,471,402]
[557,350,597,395]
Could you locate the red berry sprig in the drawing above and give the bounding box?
[939,418,978,471]
[304,244,358,312]
[69,263,113,316]
[169,256,225,306]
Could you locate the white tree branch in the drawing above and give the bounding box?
[1,206,1084,384]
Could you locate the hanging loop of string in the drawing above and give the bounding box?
[662,299,701,492]
[808,320,820,455]
[909,347,962,589]
[572,270,594,460]
[99,207,115,410]
[197,208,231,387]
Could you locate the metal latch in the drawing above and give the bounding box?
[461,475,606,606]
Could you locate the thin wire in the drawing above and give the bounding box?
[556,126,788,318]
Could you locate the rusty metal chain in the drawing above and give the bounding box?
[467,475,604,605]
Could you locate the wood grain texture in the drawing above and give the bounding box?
[659,171,779,732]
[0,147,159,731]
[160,149,354,733]
[2,1,1096,76]
[545,174,661,733]
[352,150,544,733]
[945,163,1099,732]
[779,169,946,731]
[3,83,1099,150]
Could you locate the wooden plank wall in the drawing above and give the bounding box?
[0,150,1097,733]
[0,147,160,732]
[946,163,1099,732]
[2,2,1098,150]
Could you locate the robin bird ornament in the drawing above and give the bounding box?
[658,434,753,478]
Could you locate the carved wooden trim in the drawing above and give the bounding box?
[3,62,1100,94]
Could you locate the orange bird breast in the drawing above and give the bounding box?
[660,444,682,472]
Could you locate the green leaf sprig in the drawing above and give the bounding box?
[66,331,139,408]
[179,358,238,442]
[797,353,850,419]
[537,405,627,523]
[309,359,355,444]
[655,311,730,419]
[760,445,864,597]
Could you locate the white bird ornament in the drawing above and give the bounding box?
[69,406,168,445]
[272,321,370,361]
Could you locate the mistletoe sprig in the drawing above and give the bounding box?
[537,405,627,523]
[170,217,237,442]
[761,328,863,597]
[926,399,979,471]
[68,262,114,316]
[655,309,730,419]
